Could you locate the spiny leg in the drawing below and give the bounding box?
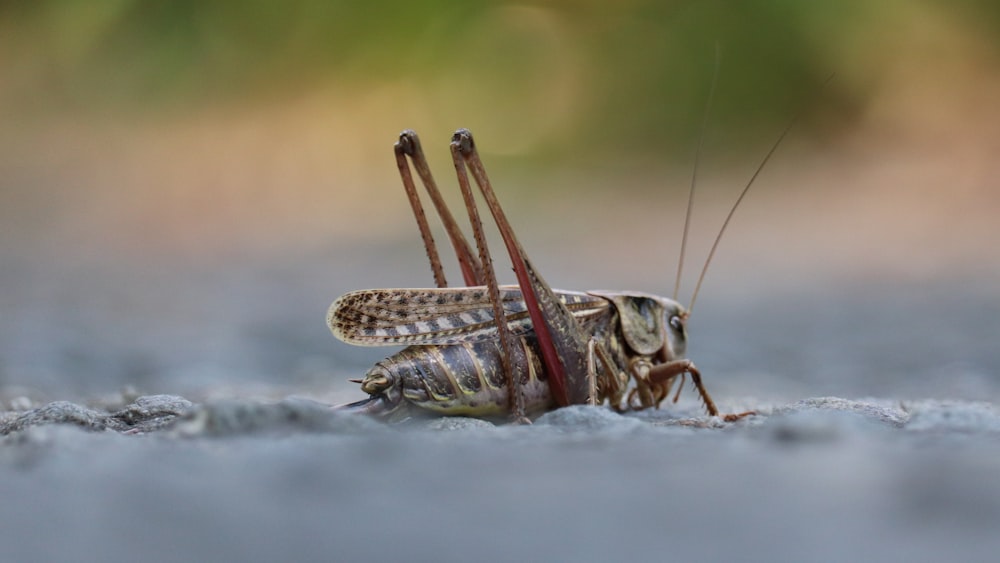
[448,133,527,421]
[452,129,591,407]
[646,360,754,421]
[646,360,718,416]
[395,130,485,287]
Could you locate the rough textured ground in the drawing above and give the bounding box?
[2,393,1000,563]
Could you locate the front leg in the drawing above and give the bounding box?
[646,360,718,416]
[646,360,754,421]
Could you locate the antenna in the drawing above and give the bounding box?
[674,43,721,302]
[686,119,795,313]
[686,73,834,313]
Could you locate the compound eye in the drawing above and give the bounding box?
[669,315,684,332]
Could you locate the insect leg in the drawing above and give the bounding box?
[589,338,627,409]
[395,130,485,287]
[627,359,658,411]
[646,360,720,416]
[586,339,598,405]
[646,361,755,421]
[395,131,448,288]
[451,129,591,407]
[448,133,528,421]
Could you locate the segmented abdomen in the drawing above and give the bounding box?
[370,336,552,417]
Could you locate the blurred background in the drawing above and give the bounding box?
[2,0,1000,405]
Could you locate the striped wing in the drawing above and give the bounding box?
[328,285,610,347]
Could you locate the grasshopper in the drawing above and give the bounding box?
[328,126,785,422]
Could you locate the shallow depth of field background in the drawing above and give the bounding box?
[2,0,1000,404]
[4,5,1000,563]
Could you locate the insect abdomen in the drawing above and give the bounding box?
[366,338,552,417]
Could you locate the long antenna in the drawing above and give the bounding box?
[674,44,721,301]
[687,73,836,315]
[686,74,833,313]
[686,119,795,313]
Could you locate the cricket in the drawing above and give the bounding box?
[327,121,790,423]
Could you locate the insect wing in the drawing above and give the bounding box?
[328,286,608,347]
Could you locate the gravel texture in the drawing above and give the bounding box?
[2,393,1000,563]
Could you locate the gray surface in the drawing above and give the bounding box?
[2,397,1000,563]
[3,213,1000,563]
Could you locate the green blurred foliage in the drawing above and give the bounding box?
[2,0,999,160]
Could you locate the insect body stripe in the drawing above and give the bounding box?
[456,343,485,394]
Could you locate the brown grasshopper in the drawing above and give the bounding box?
[328,127,786,422]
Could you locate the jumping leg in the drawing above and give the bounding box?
[451,129,592,407]
[395,130,485,287]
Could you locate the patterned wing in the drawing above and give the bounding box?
[328,286,609,347]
